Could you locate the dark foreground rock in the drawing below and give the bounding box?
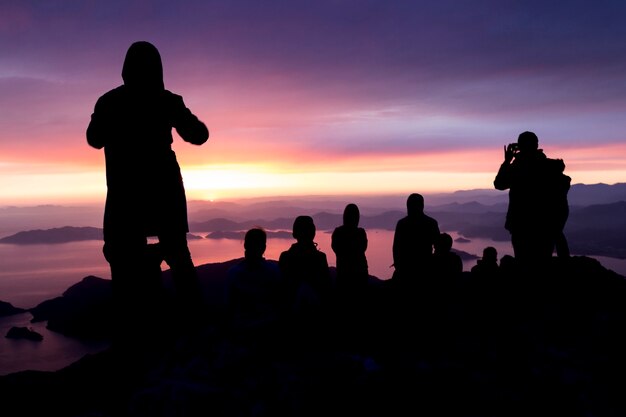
[29,275,114,340]
[1,256,626,417]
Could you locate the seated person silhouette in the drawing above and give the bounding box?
[331,203,369,302]
[86,41,209,335]
[432,232,463,278]
[225,228,286,342]
[392,193,440,286]
[279,216,331,321]
[471,246,499,278]
[499,254,517,275]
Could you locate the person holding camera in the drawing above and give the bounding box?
[494,131,571,267]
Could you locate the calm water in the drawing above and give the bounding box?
[1,229,625,375]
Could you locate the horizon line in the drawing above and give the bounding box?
[1,181,623,209]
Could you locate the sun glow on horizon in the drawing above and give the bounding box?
[182,162,502,201]
[2,143,626,206]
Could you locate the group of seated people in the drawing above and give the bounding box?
[223,196,508,343]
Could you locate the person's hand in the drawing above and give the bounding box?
[504,143,517,163]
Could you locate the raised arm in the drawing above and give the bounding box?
[168,93,209,145]
[494,144,516,190]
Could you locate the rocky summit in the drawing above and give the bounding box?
[1,255,625,417]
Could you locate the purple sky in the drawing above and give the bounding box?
[1,0,626,203]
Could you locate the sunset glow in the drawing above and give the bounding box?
[1,1,626,206]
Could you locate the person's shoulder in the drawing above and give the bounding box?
[228,258,248,272]
[278,248,293,263]
[163,89,183,100]
[332,225,345,235]
[546,157,566,172]
[227,260,247,280]
[396,216,410,226]
[316,249,329,265]
[162,90,186,108]
[261,258,281,271]
[425,213,439,224]
[311,245,327,258]
[96,85,125,104]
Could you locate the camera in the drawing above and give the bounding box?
[509,143,519,151]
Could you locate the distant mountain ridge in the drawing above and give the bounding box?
[0,226,102,244]
[2,183,626,259]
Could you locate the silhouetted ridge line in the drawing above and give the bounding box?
[1,255,625,417]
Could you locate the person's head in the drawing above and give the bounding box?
[499,254,516,270]
[244,228,267,260]
[517,131,539,153]
[122,41,164,91]
[292,215,316,243]
[407,193,425,217]
[343,203,360,228]
[434,233,453,253]
[482,246,498,264]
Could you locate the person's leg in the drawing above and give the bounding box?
[510,232,527,262]
[535,230,556,264]
[514,228,555,271]
[159,233,203,319]
[103,234,149,344]
[512,231,540,270]
[555,231,570,258]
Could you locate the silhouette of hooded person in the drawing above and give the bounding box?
[331,203,369,299]
[494,131,570,266]
[87,41,209,329]
[392,193,441,284]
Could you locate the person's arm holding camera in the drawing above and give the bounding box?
[494,142,517,190]
[504,143,518,164]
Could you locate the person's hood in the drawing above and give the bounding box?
[122,41,164,91]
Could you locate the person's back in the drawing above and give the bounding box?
[87,41,208,239]
[279,216,331,311]
[471,246,499,279]
[86,41,209,333]
[331,203,369,296]
[279,216,331,348]
[432,233,463,278]
[226,228,286,338]
[392,193,440,281]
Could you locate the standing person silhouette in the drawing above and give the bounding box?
[87,41,209,337]
[331,204,369,347]
[331,203,369,302]
[494,131,570,267]
[392,193,440,286]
